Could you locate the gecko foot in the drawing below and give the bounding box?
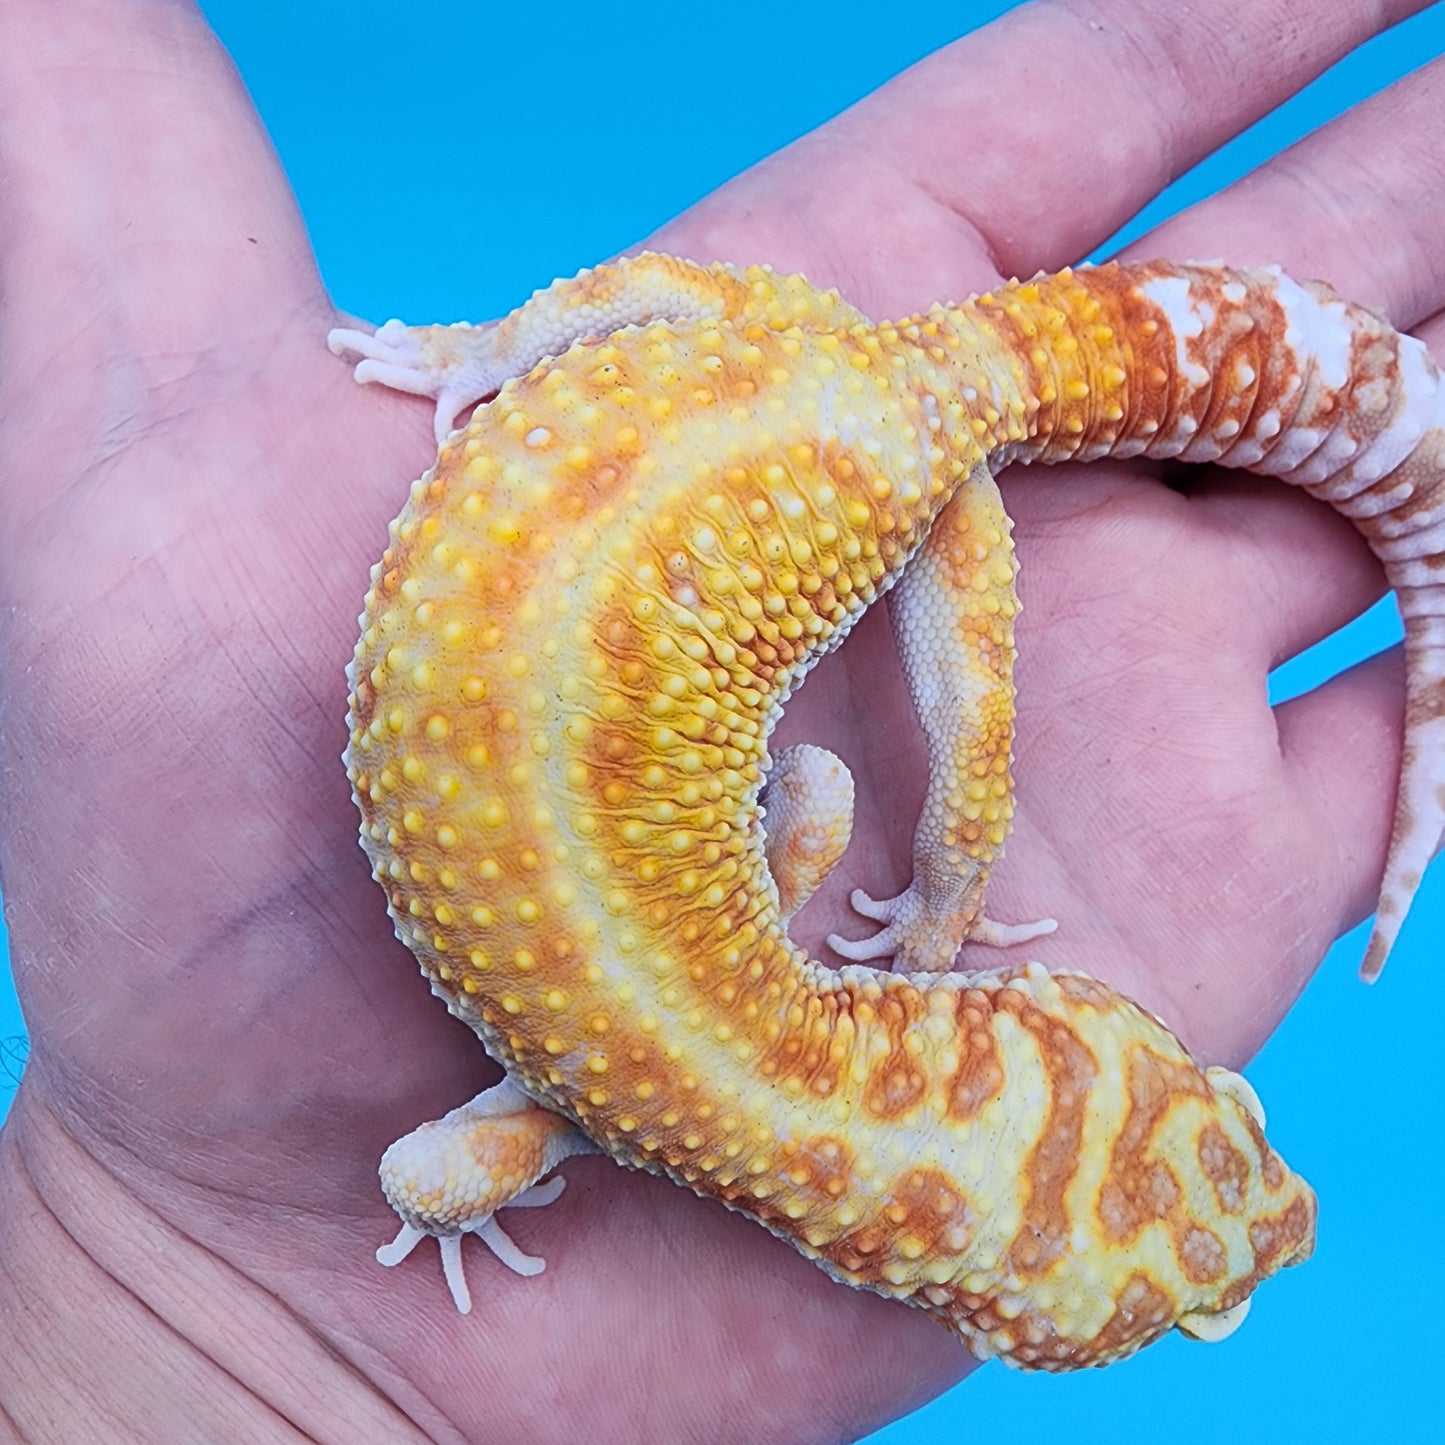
[828,883,1056,973]
[376,1079,594,1313]
[376,1176,568,1314]
[328,318,497,443]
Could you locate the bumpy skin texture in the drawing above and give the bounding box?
[334,254,1445,1370]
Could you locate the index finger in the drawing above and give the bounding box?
[655,0,1437,316]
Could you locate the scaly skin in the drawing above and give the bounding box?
[335,254,1445,1370]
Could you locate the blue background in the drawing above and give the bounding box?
[3,2,1442,1439]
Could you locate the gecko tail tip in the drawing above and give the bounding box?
[1358,911,1404,983]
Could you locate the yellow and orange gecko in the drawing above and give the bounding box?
[329,254,1444,1370]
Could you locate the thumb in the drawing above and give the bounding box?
[0,0,327,529]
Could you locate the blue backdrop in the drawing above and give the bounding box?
[3,3,1442,1440]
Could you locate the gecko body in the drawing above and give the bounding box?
[332,255,1444,1369]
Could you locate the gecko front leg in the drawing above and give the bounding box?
[759,743,856,925]
[376,1078,596,1313]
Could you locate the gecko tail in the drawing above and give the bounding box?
[1135,267,1445,982]
[1360,600,1445,981]
[981,261,1445,980]
[1236,293,1445,982]
[1324,323,1445,981]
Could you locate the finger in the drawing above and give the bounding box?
[0,1,325,466]
[1125,56,1445,327]
[1122,59,1445,660]
[653,0,1437,317]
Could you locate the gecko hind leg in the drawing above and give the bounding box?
[376,1077,595,1313]
[328,253,872,443]
[827,465,1056,974]
[327,317,503,445]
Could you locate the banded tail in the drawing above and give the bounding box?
[949,261,1445,979]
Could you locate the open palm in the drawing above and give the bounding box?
[1,2,1441,1441]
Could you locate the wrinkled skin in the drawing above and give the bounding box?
[0,1,1442,1441]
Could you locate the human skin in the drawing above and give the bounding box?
[0,0,1442,1441]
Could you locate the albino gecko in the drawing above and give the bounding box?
[330,254,1444,1370]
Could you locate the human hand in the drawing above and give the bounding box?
[0,2,1440,1441]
